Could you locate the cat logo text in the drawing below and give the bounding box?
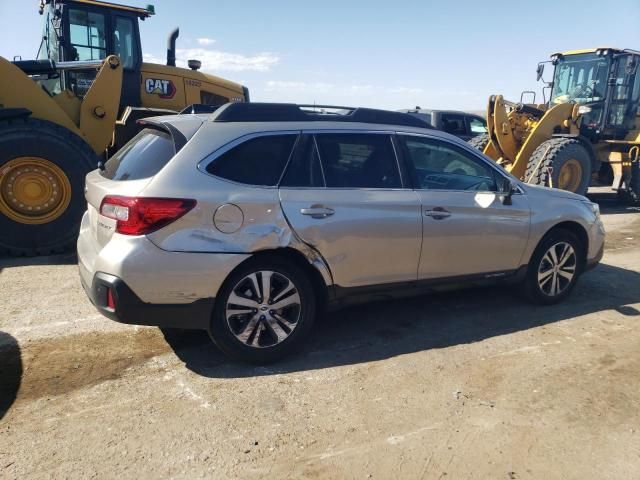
[144,78,176,99]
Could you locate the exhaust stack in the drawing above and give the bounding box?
[167,28,179,67]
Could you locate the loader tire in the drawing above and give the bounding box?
[468,133,489,152]
[524,138,591,196]
[0,117,99,256]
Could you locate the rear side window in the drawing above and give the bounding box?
[201,91,229,105]
[440,114,467,136]
[314,133,401,188]
[206,134,297,186]
[101,128,175,180]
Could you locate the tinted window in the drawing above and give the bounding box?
[207,134,297,186]
[314,134,401,188]
[280,136,325,187]
[69,9,106,61]
[440,114,467,136]
[101,128,175,180]
[113,17,137,69]
[407,112,432,125]
[201,91,229,106]
[468,117,487,135]
[401,136,497,191]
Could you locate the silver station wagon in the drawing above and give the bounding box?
[78,103,605,363]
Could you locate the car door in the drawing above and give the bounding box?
[398,133,531,280]
[279,132,422,288]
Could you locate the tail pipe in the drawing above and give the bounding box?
[167,28,179,67]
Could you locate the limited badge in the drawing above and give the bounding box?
[144,78,176,99]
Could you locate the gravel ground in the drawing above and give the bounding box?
[1,190,639,479]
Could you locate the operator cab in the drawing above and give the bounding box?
[37,0,149,107]
[540,48,640,140]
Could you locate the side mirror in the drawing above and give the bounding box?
[498,177,517,205]
[536,63,545,81]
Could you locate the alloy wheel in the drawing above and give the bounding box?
[537,241,577,296]
[225,270,301,348]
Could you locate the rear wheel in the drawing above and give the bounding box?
[209,258,316,363]
[0,117,99,256]
[521,229,583,304]
[468,133,489,152]
[524,138,591,195]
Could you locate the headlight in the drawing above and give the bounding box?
[584,201,600,218]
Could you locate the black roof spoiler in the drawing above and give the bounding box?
[136,118,188,152]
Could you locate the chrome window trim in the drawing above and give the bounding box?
[312,135,327,187]
[396,131,525,195]
[197,130,301,188]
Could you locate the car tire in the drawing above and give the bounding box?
[209,258,316,364]
[521,228,584,305]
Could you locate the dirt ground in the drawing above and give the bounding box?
[1,189,639,479]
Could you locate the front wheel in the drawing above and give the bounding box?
[209,258,316,363]
[521,229,583,305]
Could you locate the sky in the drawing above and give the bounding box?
[1,0,639,111]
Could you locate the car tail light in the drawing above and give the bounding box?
[99,196,196,235]
[107,288,116,309]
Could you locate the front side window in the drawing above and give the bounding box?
[551,53,609,104]
[314,133,401,188]
[113,16,137,69]
[67,9,106,97]
[401,135,497,191]
[468,117,487,135]
[440,114,467,136]
[206,134,297,186]
[36,6,62,94]
[68,9,106,61]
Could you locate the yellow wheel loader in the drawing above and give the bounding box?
[0,0,249,255]
[470,48,640,202]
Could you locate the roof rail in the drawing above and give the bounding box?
[179,104,224,115]
[211,103,433,129]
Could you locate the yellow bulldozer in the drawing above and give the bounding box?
[470,47,640,203]
[0,0,249,255]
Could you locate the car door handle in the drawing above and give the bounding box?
[424,208,451,220]
[300,206,335,219]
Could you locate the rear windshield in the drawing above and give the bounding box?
[101,128,175,180]
[408,112,432,126]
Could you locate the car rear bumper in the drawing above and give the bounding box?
[80,271,214,330]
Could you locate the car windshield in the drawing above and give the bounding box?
[551,53,609,104]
